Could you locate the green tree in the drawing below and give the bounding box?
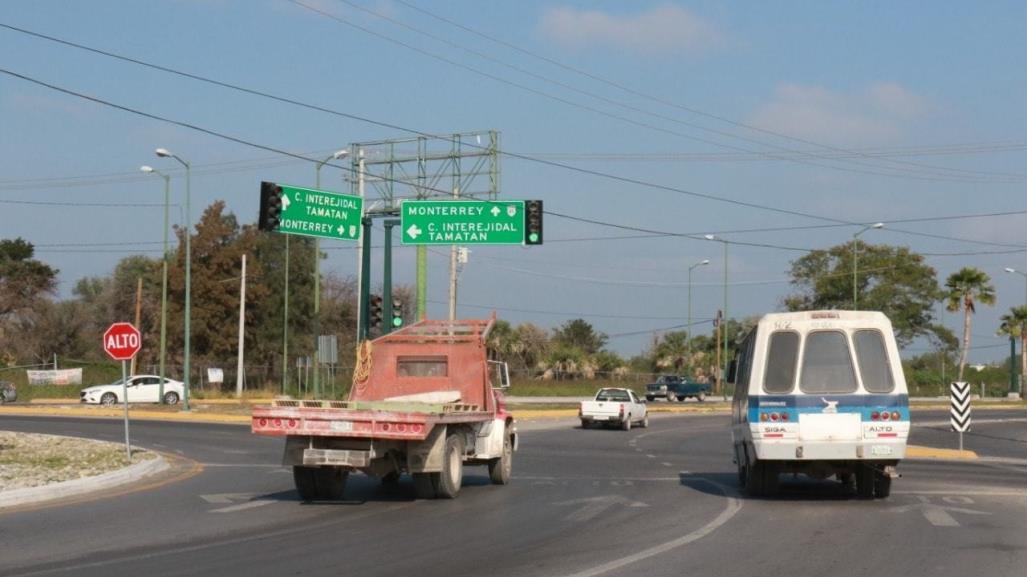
[552,319,607,355]
[945,267,996,381]
[0,238,58,363]
[998,305,1027,399]
[785,242,943,347]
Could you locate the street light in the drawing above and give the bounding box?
[852,222,884,310]
[155,147,191,411]
[704,234,728,393]
[687,259,710,360]
[310,148,349,398]
[140,165,171,405]
[1004,267,1027,306]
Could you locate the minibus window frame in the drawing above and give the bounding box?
[798,330,859,394]
[853,329,896,393]
[762,330,800,394]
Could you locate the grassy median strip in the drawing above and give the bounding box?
[0,431,154,491]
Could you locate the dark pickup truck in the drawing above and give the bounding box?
[644,375,711,403]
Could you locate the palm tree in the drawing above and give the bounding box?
[998,306,1027,400]
[945,267,996,381]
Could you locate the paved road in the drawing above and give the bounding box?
[1,410,1025,577]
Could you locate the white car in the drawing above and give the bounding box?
[579,387,648,430]
[80,375,185,406]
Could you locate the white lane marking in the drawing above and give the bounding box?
[893,489,1027,497]
[200,463,285,468]
[211,500,275,514]
[201,493,257,504]
[889,496,991,527]
[645,454,656,458]
[563,477,742,577]
[556,496,650,522]
[661,462,674,467]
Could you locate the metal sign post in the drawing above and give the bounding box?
[120,360,130,460]
[103,322,142,460]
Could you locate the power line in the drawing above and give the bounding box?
[389,1,1027,183]
[1,65,1020,252]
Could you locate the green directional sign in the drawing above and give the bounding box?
[276,184,363,241]
[401,200,526,245]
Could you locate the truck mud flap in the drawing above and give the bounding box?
[407,425,446,473]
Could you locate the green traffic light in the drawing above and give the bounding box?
[392,316,403,328]
[528,233,539,243]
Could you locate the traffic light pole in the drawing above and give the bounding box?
[358,217,372,341]
[382,220,399,334]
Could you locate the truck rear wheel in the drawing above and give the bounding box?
[316,467,348,500]
[621,417,631,431]
[412,473,437,499]
[435,433,465,499]
[293,466,348,501]
[855,465,875,499]
[488,429,513,485]
[697,392,706,402]
[874,471,892,499]
[293,466,318,501]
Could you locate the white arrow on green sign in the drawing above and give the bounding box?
[400,200,526,245]
[277,184,363,241]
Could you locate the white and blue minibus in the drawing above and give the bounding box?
[729,311,908,498]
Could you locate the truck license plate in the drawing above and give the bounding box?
[593,416,609,421]
[871,445,892,456]
[331,421,353,432]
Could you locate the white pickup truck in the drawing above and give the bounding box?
[580,388,648,430]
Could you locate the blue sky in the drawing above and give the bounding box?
[3,1,1027,361]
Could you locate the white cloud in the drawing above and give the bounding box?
[538,3,723,55]
[749,83,930,145]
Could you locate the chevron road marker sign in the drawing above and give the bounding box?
[950,381,972,451]
[950,381,972,432]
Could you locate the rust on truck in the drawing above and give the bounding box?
[252,316,516,500]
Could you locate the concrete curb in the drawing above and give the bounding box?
[0,452,169,510]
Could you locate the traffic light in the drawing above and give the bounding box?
[392,299,404,328]
[258,181,283,232]
[525,200,543,245]
[369,294,383,328]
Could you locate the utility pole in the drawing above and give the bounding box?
[282,234,289,394]
[354,149,366,341]
[131,277,142,376]
[236,254,246,397]
[449,186,460,321]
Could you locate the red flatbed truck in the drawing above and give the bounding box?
[252,317,517,500]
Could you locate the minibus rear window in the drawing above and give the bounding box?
[854,330,895,393]
[763,331,799,393]
[799,331,858,393]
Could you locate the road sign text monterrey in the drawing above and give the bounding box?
[278,184,363,241]
[401,200,525,245]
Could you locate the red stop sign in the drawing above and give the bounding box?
[103,322,141,361]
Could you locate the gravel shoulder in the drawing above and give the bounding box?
[0,431,155,491]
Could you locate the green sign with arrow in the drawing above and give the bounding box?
[274,184,363,241]
[401,200,526,245]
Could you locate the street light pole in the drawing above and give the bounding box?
[852,222,884,310]
[313,149,349,398]
[704,235,728,392]
[155,148,191,411]
[140,165,170,404]
[687,259,710,361]
[1004,267,1027,306]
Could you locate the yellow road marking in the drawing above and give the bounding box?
[906,445,978,460]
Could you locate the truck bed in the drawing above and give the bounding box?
[252,399,494,441]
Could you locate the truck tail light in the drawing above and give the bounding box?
[619,404,625,417]
[891,411,901,421]
[258,418,268,427]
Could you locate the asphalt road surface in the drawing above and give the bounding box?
[1,410,1025,577]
